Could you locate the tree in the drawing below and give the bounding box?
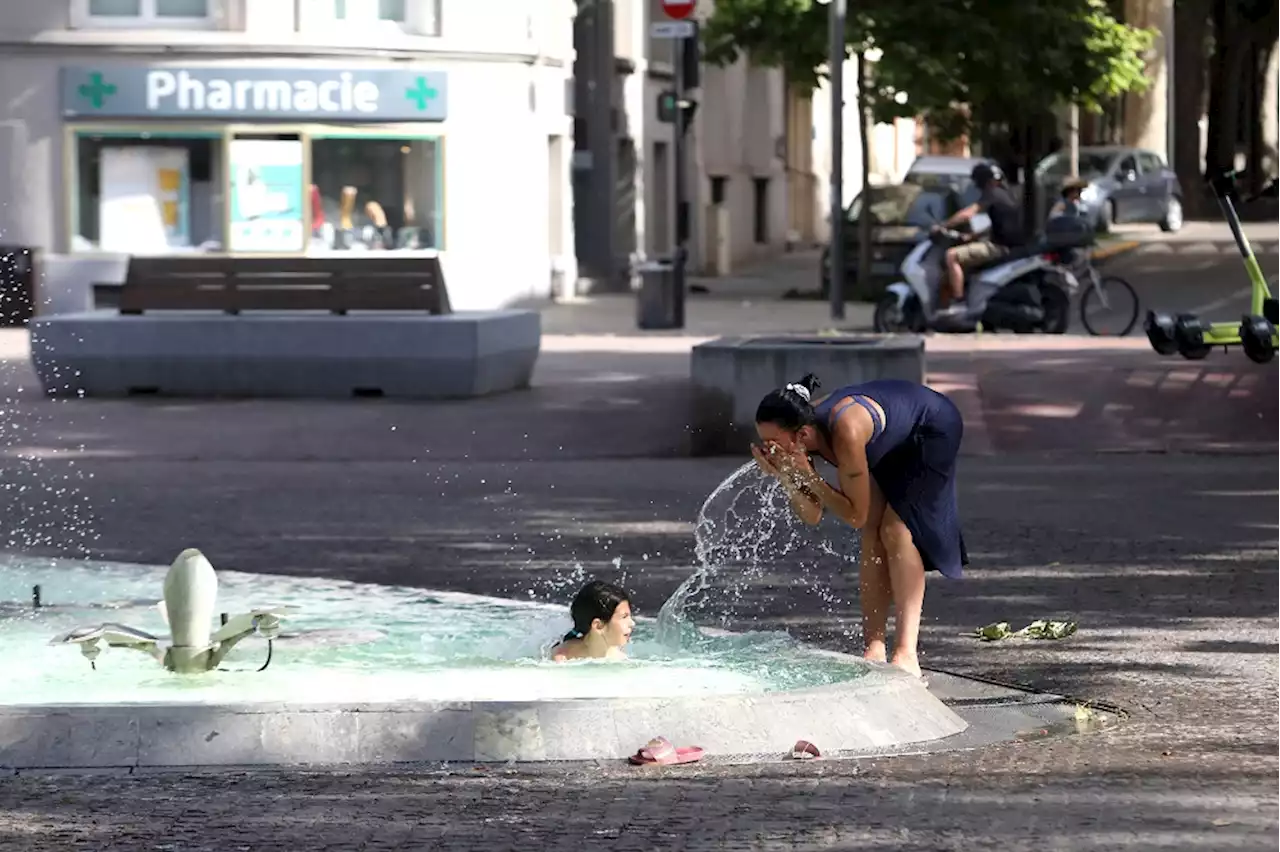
[704,0,1154,255]
[1172,0,1212,215]
[1204,0,1278,194]
[704,0,1152,137]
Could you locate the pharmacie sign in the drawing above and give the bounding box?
[60,65,448,121]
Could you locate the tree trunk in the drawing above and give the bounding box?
[856,52,873,297]
[1172,0,1211,213]
[1259,37,1280,177]
[1245,15,1278,192]
[1021,122,1041,234]
[1206,0,1249,177]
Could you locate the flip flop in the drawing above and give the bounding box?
[628,736,704,766]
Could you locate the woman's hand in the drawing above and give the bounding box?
[773,444,818,491]
[751,443,783,479]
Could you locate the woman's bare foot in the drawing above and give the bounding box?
[863,640,887,664]
[889,651,922,678]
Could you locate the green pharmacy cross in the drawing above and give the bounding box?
[404,76,439,112]
[78,72,118,109]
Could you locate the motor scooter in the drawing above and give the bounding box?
[873,216,1093,334]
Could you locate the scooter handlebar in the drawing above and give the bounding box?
[1209,168,1278,203]
[1249,179,1279,202]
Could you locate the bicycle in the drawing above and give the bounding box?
[1043,240,1140,336]
[1078,264,1140,336]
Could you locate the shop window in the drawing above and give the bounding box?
[72,133,223,254]
[228,135,307,253]
[309,137,443,252]
[73,0,215,28]
[305,0,439,36]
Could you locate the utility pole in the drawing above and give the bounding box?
[672,29,688,327]
[590,0,616,289]
[827,0,847,320]
[1165,0,1175,171]
[1068,103,1080,177]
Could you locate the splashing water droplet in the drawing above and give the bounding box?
[655,462,862,645]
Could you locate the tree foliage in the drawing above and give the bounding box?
[701,0,1155,135]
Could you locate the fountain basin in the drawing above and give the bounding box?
[0,555,965,768]
[690,334,926,455]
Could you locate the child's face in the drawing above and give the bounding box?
[595,601,634,648]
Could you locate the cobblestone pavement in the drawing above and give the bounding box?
[1,264,1277,848]
[1,453,1276,851]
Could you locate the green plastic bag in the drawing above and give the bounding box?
[971,619,1077,642]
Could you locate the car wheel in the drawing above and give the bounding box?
[1096,199,1115,234]
[1159,195,1183,232]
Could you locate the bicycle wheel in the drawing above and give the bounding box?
[1080,275,1140,336]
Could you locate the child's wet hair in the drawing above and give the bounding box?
[563,580,631,642]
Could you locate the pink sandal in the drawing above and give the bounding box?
[628,736,704,766]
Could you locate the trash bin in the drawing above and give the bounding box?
[635,258,681,330]
[0,246,37,327]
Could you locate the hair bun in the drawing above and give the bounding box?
[784,382,812,403]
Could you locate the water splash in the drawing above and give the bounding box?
[655,461,862,645]
[0,249,98,558]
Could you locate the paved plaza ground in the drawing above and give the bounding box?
[0,230,1276,850]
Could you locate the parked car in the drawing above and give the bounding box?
[821,183,951,299]
[902,155,1000,206]
[821,156,1000,299]
[1035,146,1184,233]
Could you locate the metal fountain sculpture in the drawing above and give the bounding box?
[50,548,296,673]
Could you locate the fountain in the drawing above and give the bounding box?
[0,467,968,769]
[50,548,296,674]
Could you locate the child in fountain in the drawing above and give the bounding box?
[549,581,634,662]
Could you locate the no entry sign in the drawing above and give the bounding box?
[661,0,695,20]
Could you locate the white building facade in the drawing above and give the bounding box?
[0,0,576,310]
[597,0,923,284]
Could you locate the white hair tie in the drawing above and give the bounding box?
[785,383,811,403]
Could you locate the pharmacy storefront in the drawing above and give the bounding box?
[59,64,449,257]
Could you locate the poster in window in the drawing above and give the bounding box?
[229,139,305,252]
[99,147,191,253]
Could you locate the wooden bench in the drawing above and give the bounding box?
[118,255,452,316]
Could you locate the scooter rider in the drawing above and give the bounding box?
[932,163,1024,314]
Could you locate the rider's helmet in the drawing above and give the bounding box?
[970,162,1003,190]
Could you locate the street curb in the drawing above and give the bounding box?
[1092,240,1141,262]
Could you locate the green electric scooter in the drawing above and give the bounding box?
[1144,169,1278,363]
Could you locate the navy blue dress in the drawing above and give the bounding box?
[812,380,967,578]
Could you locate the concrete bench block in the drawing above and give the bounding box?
[690,334,926,455]
[28,310,541,399]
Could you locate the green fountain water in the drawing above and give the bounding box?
[0,553,871,706]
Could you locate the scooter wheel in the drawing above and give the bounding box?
[1174,313,1211,360]
[1240,314,1277,364]
[873,293,921,333]
[1143,311,1179,355]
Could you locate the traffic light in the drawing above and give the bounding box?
[656,91,698,127]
